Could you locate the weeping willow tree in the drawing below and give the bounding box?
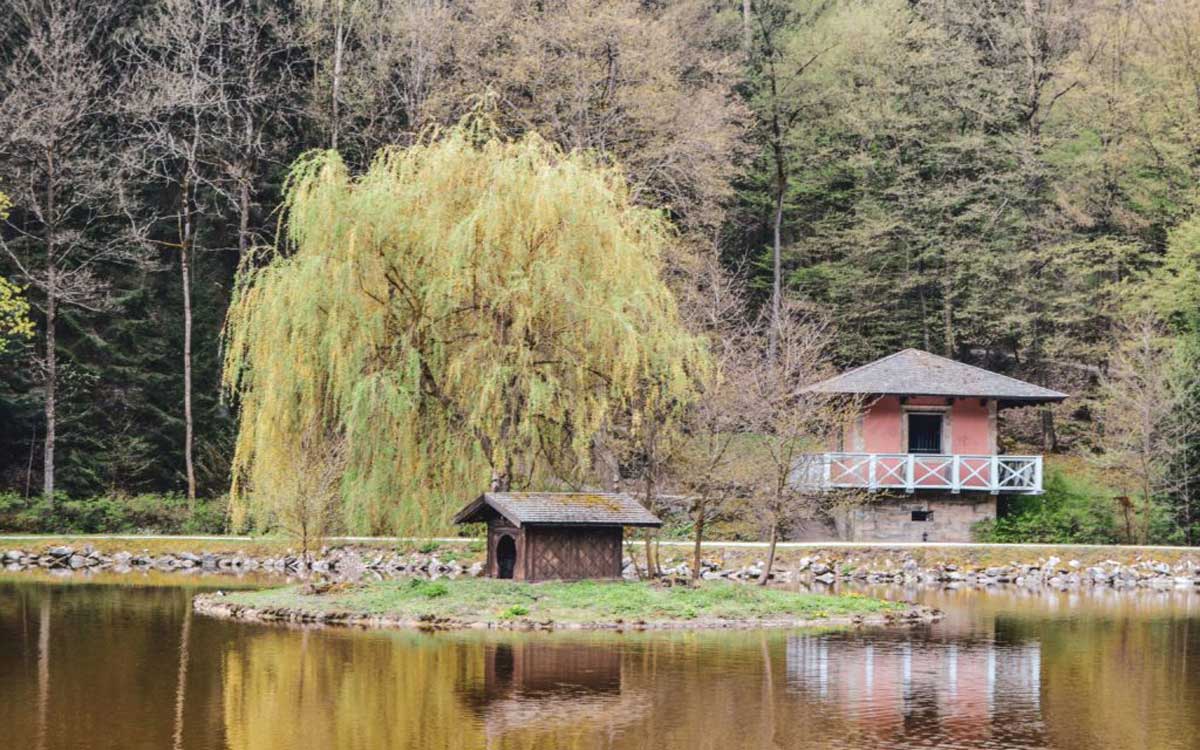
[222,121,708,535]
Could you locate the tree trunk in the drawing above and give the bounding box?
[942,277,954,357]
[1021,0,1042,139]
[691,506,706,586]
[643,528,657,579]
[238,177,251,258]
[42,155,57,502]
[918,275,930,351]
[1040,408,1057,453]
[742,0,752,53]
[770,137,785,360]
[331,0,345,151]
[181,188,197,508]
[43,284,56,501]
[759,519,779,586]
[489,453,512,492]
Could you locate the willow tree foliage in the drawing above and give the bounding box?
[222,123,708,534]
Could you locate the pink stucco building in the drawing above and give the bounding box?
[802,349,1067,542]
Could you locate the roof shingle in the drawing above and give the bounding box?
[453,492,662,528]
[805,348,1068,403]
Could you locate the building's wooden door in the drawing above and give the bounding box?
[496,535,517,579]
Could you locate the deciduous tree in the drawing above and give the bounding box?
[0,0,127,499]
[223,122,708,534]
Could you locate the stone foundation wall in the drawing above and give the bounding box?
[838,494,997,543]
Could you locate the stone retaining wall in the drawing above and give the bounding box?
[5,543,1200,591]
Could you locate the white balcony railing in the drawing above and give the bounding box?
[796,453,1044,495]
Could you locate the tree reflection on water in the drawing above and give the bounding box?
[2,578,1200,749]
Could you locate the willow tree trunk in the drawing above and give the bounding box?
[691,506,706,586]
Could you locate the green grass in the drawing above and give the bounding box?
[222,577,904,625]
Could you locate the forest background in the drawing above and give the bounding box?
[4,0,1200,545]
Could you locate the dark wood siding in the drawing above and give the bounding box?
[524,526,623,581]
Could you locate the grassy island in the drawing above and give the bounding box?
[195,578,928,631]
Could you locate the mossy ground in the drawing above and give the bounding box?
[221,577,905,625]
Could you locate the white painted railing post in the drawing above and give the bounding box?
[868,454,877,490]
[990,455,1000,494]
[1033,456,1043,493]
[823,454,832,489]
[905,454,915,493]
[951,455,961,494]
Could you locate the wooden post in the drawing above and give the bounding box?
[951,454,961,494]
[990,455,1000,495]
[905,454,915,494]
[868,453,877,490]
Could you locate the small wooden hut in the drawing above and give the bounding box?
[452,492,661,581]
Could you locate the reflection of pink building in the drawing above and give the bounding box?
[786,634,1044,742]
[802,349,1067,541]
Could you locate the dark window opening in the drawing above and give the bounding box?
[907,413,943,454]
[496,535,517,579]
[911,510,932,522]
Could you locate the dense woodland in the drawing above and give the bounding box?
[4,0,1200,544]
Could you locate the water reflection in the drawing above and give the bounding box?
[3,576,1200,749]
[459,642,646,743]
[787,633,1045,748]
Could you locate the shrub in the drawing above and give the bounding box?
[0,492,229,535]
[499,604,530,619]
[973,469,1120,545]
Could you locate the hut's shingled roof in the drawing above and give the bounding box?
[453,492,662,528]
[805,348,1068,403]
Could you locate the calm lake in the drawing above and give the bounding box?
[2,574,1199,750]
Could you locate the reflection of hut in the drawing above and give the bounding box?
[475,642,623,702]
[452,492,661,581]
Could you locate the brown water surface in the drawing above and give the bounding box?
[2,574,1199,750]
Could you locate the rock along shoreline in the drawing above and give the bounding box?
[191,590,943,633]
[6,542,1200,591]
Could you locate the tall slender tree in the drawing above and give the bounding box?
[0,0,125,499]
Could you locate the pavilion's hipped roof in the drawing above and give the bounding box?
[453,492,662,528]
[805,348,1068,404]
